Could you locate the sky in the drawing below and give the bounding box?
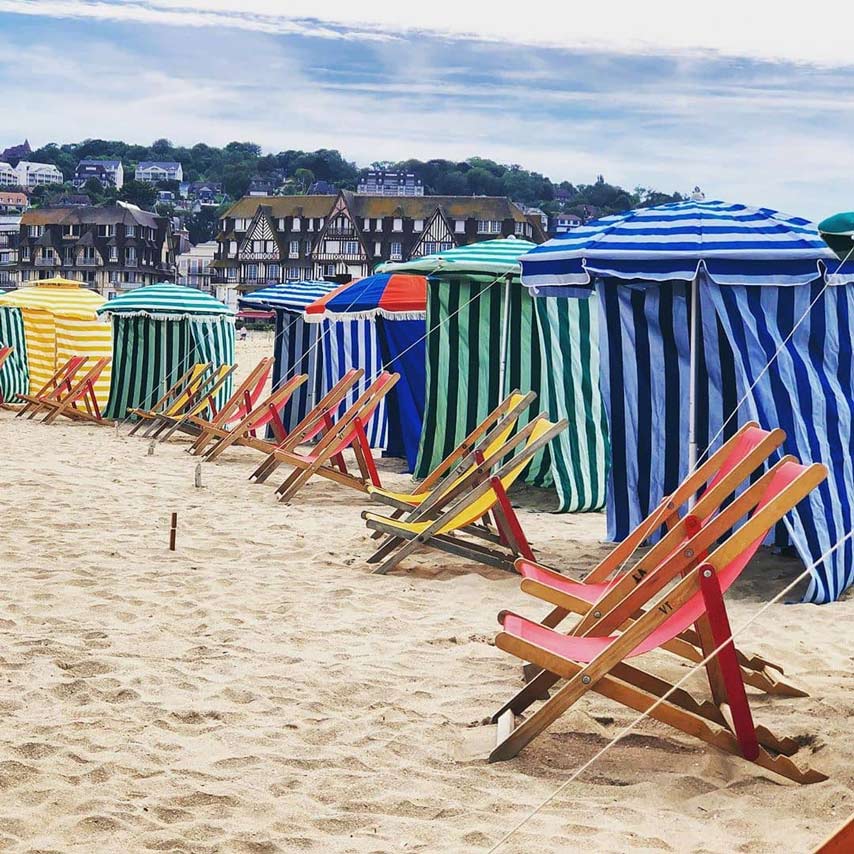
[1,0,853,219]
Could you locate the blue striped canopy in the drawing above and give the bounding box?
[521,200,854,291]
[238,281,339,313]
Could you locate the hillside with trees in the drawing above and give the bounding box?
[15,138,685,241]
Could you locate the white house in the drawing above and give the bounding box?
[176,241,217,293]
[74,159,124,190]
[135,161,184,184]
[0,162,18,187]
[14,161,63,188]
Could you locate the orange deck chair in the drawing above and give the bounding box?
[489,455,827,784]
[16,355,89,419]
[37,357,112,425]
[252,371,399,503]
[515,421,805,697]
[128,362,212,435]
[197,373,309,461]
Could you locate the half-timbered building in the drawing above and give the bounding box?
[211,191,544,294]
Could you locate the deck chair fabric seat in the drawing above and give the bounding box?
[128,363,212,432]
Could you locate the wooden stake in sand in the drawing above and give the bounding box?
[194,462,202,488]
[147,439,156,456]
[169,512,177,551]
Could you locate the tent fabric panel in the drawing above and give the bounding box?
[271,309,325,433]
[704,280,854,603]
[104,316,194,420]
[53,315,113,408]
[377,318,426,472]
[414,277,551,487]
[97,282,233,318]
[18,309,57,397]
[321,318,387,449]
[0,306,29,402]
[532,296,609,511]
[189,317,236,410]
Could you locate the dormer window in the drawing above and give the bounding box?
[292,217,301,231]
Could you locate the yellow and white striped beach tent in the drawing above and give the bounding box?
[0,277,112,407]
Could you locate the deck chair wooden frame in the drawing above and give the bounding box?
[266,371,400,503]
[364,416,567,574]
[142,364,237,441]
[128,362,212,435]
[489,457,827,784]
[249,368,365,481]
[38,357,111,425]
[196,373,309,460]
[169,357,273,448]
[516,422,805,697]
[16,355,89,419]
[813,813,854,853]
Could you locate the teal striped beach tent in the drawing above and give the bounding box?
[0,306,29,403]
[383,237,608,511]
[96,283,235,420]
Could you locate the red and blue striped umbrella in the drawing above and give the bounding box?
[304,273,426,322]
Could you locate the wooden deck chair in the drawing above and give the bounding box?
[249,368,365,481]
[0,346,14,407]
[196,373,309,461]
[16,355,89,419]
[142,363,236,441]
[39,357,112,425]
[364,415,567,574]
[489,456,828,784]
[128,362,212,435]
[169,357,273,449]
[813,813,854,853]
[367,390,537,516]
[515,422,806,697]
[258,371,400,503]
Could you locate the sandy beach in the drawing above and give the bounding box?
[0,333,851,854]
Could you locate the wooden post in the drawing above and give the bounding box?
[194,462,202,488]
[147,439,156,456]
[169,512,177,551]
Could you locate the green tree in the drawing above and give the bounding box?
[119,179,157,209]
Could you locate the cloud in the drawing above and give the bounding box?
[4,0,854,66]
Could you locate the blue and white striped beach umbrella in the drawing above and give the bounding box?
[521,200,854,603]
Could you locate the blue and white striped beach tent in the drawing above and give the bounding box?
[239,281,387,448]
[521,199,854,603]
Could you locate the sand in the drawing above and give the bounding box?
[0,332,851,853]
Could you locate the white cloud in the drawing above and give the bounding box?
[3,0,854,65]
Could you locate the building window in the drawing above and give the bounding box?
[246,263,258,280]
[97,224,114,238]
[307,219,314,232]
[323,264,336,277]
[392,218,403,232]
[63,224,80,238]
[454,219,465,233]
[374,218,382,231]
[20,246,30,261]
[413,219,424,231]
[109,246,118,262]
[126,225,136,237]
[125,247,137,264]
[287,266,300,280]
[390,242,402,260]
[27,225,43,237]
[289,240,299,258]
[477,220,502,234]
[268,264,280,280]
[229,241,237,256]
[374,241,381,256]
[227,267,237,280]
[292,217,301,231]
[343,240,359,255]
[363,218,370,230]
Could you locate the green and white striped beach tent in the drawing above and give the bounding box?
[95,283,235,420]
[0,306,29,403]
[382,237,608,511]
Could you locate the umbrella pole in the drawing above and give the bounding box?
[687,275,699,505]
[498,273,512,398]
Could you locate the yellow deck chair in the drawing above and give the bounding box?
[128,363,212,435]
[364,415,567,574]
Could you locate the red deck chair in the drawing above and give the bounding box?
[255,371,399,503]
[489,456,827,784]
[197,373,310,461]
[16,355,89,419]
[516,422,805,697]
[249,368,365,481]
[38,357,112,425]
[0,346,12,406]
